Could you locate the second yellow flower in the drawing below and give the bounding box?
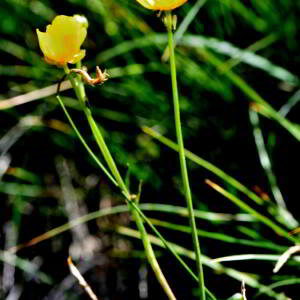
[136,0,188,10]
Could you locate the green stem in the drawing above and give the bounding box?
[166,11,206,300]
[130,203,177,300]
[56,95,117,187]
[129,201,199,282]
[84,109,129,197]
[63,65,176,300]
[64,65,129,198]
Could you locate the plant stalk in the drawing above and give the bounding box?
[130,202,176,300]
[62,64,176,300]
[166,11,206,300]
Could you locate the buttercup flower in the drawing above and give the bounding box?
[136,0,187,10]
[36,15,87,66]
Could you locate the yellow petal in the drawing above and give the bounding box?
[136,0,188,10]
[68,50,86,64]
[36,29,55,60]
[36,15,87,65]
[73,15,89,29]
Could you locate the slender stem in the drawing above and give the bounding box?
[56,95,118,187]
[84,109,130,197]
[129,201,199,282]
[64,65,129,198]
[63,65,176,300]
[166,11,206,300]
[130,203,177,300]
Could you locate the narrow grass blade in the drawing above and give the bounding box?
[205,179,298,244]
[249,109,298,229]
[0,250,52,285]
[148,218,287,252]
[117,226,290,300]
[142,126,264,205]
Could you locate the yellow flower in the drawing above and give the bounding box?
[36,15,87,66]
[136,0,187,10]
